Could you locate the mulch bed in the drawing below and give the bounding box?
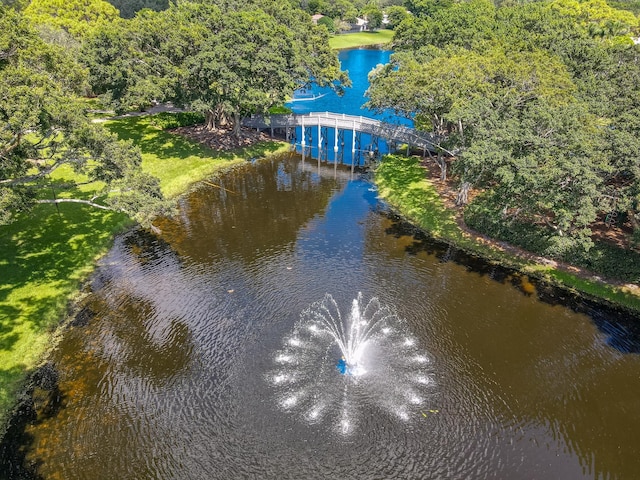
[170,125,271,151]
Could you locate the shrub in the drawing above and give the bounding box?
[149,112,205,130]
[465,193,640,283]
[268,105,293,115]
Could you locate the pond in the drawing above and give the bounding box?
[2,49,640,480]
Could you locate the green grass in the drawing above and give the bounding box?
[375,155,462,242]
[0,205,131,426]
[104,116,289,198]
[0,113,289,430]
[374,155,640,312]
[329,29,394,50]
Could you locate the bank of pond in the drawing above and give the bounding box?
[2,46,640,480]
[2,143,640,479]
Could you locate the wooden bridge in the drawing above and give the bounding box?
[242,112,439,164]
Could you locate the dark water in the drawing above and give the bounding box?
[3,156,640,479]
[3,48,640,479]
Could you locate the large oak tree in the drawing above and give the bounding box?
[0,8,166,226]
[82,0,349,136]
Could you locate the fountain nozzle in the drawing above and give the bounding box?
[336,356,356,375]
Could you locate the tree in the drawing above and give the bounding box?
[362,3,383,28]
[105,0,168,19]
[82,1,349,137]
[317,15,336,32]
[549,0,638,41]
[23,0,119,38]
[0,8,166,226]
[394,0,497,50]
[368,42,606,253]
[385,5,409,29]
[0,0,30,11]
[180,9,301,134]
[403,0,453,17]
[82,3,213,112]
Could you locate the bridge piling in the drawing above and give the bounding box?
[241,111,438,165]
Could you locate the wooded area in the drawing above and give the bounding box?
[0,0,350,225]
[367,0,640,260]
[3,0,640,260]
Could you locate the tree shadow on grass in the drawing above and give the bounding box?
[104,116,286,162]
[0,201,129,333]
[104,116,215,160]
[0,304,21,353]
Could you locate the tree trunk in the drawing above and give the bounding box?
[232,111,241,139]
[456,181,471,206]
[37,198,112,210]
[628,209,639,230]
[437,151,447,181]
[205,110,216,130]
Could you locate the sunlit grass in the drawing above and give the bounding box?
[375,155,462,242]
[104,116,290,198]
[329,29,394,50]
[0,204,130,425]
[0,113,289,428]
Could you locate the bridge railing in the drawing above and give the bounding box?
[242,112,440,150]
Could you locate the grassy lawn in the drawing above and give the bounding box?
[104,116,289,198]
[375,155,462,243]
[374,155,640,312]
[0,114,289,429]
[0,205,130,428]
[329,29,394,50]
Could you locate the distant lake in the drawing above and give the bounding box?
[287,48,411,164]
[289,48,410,124]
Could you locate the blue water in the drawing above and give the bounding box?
[286,48,412,164]
[289,49,408,123]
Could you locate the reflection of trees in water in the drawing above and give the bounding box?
[371,211,640,348]
[122,227,182,268]
[98,295,195,384]
[10,286,197,477]
[156,156,340,264]
[365,210,640,479]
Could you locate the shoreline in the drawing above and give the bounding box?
[373,154,640,314]
[0,116,290,435]
[3,128,639,465]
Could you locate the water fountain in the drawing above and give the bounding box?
[269,293,436,434]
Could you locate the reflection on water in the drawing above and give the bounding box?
[2,155,640,479]
[288,48,412,166]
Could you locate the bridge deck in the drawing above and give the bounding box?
[242,112,439,151]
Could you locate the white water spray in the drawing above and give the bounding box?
[268,293,436,434]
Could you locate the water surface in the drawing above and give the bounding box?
[3,157,640,479]
[3,48,640,480]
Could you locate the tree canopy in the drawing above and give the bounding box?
[10,0,640,255]
[368,0,640,255]
[24,0,120,37]
[1,0,348,226]
[82,0,349,134]
[0,7,166,226]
